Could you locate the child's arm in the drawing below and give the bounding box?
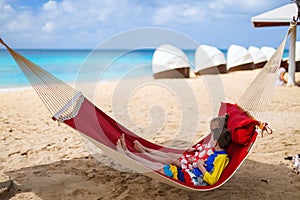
[196,159,207,174]
[202,155,229,185]
[280,70,287,83]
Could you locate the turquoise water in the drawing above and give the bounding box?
[0,49,163,88]
[0,49,289,88]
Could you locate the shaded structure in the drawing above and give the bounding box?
[260,46,276,61]
[251,2,299,85]
[152,44,190,79]
[248,46,267,68]
[261,46,289,67]
[227,44,254,72]
[251,3,299,27]
[194,44,227,75]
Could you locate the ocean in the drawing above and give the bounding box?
[0,48,289,89]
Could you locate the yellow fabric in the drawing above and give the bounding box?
[169,164,178,180]
[203,154,229,185]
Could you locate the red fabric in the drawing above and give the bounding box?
[62,100,259,190]
[64,98,184,154]
[219,102,259,145]
[193,102,259,190]
[233,118,258,145]
[181,169,195,187]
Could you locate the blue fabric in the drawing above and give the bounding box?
[192,150,227,178]
[163,165,173,177]
[164,165,185,182]
[177,167,185,182]
[193,168,202,177]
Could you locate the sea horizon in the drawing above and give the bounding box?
[0,48,290,90]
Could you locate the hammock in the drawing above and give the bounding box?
[0,24,294,191]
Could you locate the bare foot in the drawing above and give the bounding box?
[116,139,125,154]
[120,134,128,151]
[133,140,146,153]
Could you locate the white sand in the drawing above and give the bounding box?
[1,70,300,199]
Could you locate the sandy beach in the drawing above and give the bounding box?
[1,69,300,200]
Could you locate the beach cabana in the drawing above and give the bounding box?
[260,46,276,61]
[248,46,267,68]
[261,46,289,67]
[194,44,227,75]
[251,3,299,27]
[251,2,299,85]
[227,44,254,72]
[152,44,190,79]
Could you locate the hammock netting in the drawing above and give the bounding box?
[0,24,294,191]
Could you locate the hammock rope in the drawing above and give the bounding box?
[237,24,295,121]
[0,39,84,122]
[0,23,294,191]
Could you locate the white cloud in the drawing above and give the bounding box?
[3,4,13,12]
[183,7,198,17]
[0,1,14,20]
[60,0,76,13]
[42,21,56,33]
[150,0,285,26]
[152,7,175,25]
[152,3,206,25]
[43,0,57,11]
[0,1,33,33]
[208,0,284,16]
[0,0,289,48]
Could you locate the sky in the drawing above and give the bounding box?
[0,0,296,49]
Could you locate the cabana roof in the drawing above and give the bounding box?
[227,44,253,69]
[195,44,226,72]
[152,44,189,74]
[260,46,276,61]
[251,3,299,27]
[248,46,267,64]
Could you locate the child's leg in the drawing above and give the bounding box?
[121,135,181,167]
[136,150,181,167]
[117,138,164,171]
[133,140,182,161]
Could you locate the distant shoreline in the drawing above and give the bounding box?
[0,86,32,93]
[0,48,290,89]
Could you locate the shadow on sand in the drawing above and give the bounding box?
[1,154,300,200]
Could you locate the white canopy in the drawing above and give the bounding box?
[260,46,276,61]
[248,46,267,64]
[152,44,190,74]
[251,2,299,85]
[251,3,298,27]
[195,45,226,72]
[227,44,253,69]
